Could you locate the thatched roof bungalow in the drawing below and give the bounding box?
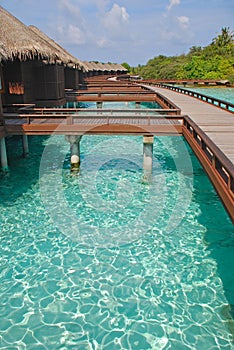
[82,62,124,77]
[0,6,73,106]
[28,25,86,90]
[0,6,61,63]
[112,63,128,75]
[82,61,97,77]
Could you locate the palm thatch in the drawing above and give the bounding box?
[82,61,127,73]
[80,61,91,71]
[0,6,70,64]
[89,62,106,71]
[113,63,128,72]
[28,25,85,70]
[91,62,106,71]
[82,61,96,71]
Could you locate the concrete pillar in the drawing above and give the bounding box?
[0,95,3,126]
[22,135,29,157]
[136,102,141,108]
[1,137,8,171]
[143,136,154,180]
[96,101,103,109]
[65,135,82,172]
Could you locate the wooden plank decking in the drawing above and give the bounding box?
[144,85,234,164]
[3,114,183,135]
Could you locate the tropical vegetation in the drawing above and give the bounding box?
[122,27,234,83]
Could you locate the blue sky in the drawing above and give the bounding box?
[0,0,233,65]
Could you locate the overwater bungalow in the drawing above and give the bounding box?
[28,25,86,90]
[0,6,80,107]
[82,61,97,78]
[114,63,128,75]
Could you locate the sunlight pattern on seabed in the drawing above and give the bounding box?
[0,95,234,349]
[0,133,233,349]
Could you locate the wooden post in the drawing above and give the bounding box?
[1,137,8,171]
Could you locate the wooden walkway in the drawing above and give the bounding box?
[1,81,233,221]
[143,84,234,222]
[145,85,234,164]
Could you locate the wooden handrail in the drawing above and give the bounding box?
[183,115,234,191]
[12,107,180,114]
[3,112,184,126]
[152,83,234,113]
[137,84,182,113]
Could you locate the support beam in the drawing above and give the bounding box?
[143,135,154,180]
[1,137,8,171]
[65,135,82,172]
[22,135,29,157]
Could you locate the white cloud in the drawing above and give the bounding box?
[55,0,90,45]
[177,16,190,28]
[59,0,82,18]
[103,3,129,30]
[167,0,180,11]
[67,24,86,44]
[57,24,86,45]
[97,37,114,48]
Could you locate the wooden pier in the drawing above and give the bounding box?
[0,78,233,222]
[2,108,183,135]
[142,84,234,222]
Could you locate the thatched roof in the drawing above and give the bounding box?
[114,63,128,72]
[81,61,128,73]
[82,61,96,71]
[102,63,128,72]
[98,63,111,71]
[91,62,106,71]
[28,25,85,70]
[0,6,75,65]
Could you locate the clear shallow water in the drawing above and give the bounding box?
[65,101,162,109]
[0,134,234,349]
[176,86,234,106]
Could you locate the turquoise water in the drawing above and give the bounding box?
[66,101,162,109]
[176,86,234,105]
[0,131,234,349]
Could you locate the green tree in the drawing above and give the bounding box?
[212,27,234,47]
[121,62,131,72]
[131,27,234,82]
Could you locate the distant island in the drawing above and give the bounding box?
[122,27,234,83]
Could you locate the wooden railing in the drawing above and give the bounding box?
[152,83,234,113]
[183,115,234,222]
[139,85,182,113]
[3,108,183,126]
